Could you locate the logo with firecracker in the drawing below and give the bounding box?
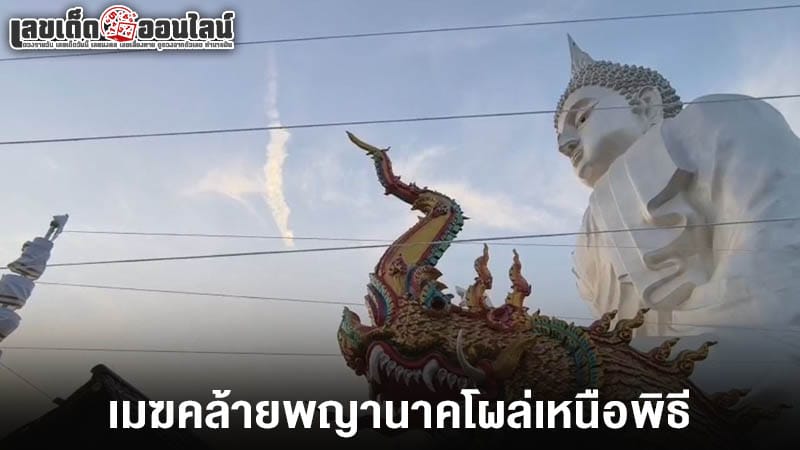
[9,4,235,51]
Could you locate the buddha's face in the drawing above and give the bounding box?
[556,85,661,187]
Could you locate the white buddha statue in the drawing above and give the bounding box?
[555,35,800,445]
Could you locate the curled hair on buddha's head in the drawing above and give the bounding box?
[554,35,683,129]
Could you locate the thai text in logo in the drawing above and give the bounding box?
[9,5,235,51]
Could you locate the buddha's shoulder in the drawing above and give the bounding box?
[670,93,788,129]
[686,93,755,104]
[663,93,800,167]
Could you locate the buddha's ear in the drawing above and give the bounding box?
[633,86,664,126]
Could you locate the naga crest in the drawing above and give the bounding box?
[336,132,783,445]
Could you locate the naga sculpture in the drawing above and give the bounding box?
[336,131,781,447]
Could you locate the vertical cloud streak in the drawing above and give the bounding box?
[263,50,295,247]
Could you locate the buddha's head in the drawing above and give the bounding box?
[555,35,682,187]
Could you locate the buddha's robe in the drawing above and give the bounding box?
[572,94,800,446]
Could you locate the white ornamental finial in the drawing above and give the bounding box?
[568,34,595,75]
[45,214,69,241]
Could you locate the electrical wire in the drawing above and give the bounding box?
[232,4,800,45]
[0,361,54,402]
[0,94,798,146]
[34,215,800,268]
[63,230,389,243]
[60,229,798,254]
[0,4,797,63]
[36,281,363,307]
[33,280,800,334]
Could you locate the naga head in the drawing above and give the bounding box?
[337,132,543,403]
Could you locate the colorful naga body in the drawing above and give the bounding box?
[337,132,778,447]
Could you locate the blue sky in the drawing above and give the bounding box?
[0,0,799,439]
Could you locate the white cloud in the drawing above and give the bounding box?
[183,51,295,247]
[434,181,557,231]
[181,163,265,223]
[262,50,295,247]
[187,166,261,203]
[391,146,569,232]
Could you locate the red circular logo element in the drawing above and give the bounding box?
[99,5,139,42]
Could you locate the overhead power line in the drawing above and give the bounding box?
[0,94,798,147]
[64,230,390,243]
[60,229,796,254]
[0,362,54,401]
[35,280,800,334]
[36,281,363,307]
[0,4,797,63]
[230,4,800,44]
[34,216,800,268]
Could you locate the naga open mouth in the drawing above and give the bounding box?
[365,342,483,402]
